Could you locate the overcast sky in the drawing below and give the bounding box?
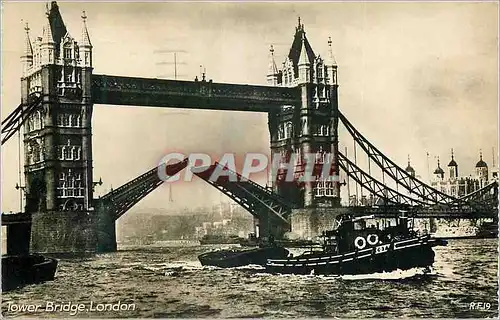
[1,2,498,214]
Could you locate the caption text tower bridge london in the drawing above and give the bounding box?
[1,2,498,254]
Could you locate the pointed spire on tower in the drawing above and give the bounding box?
[267,45,279,85]
[327,36,337,66]
[448,148,457,167]
[405,154,415,176]
[81,10,92,47]
[22,22,33,57]
[298,32,310,66]
[476,149,488,168]
[268,45,278,75]
[42,9,55,45]
[433,156,444,175]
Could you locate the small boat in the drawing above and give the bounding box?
[2,255,58,291]
[239,233,319,248]
[266,214,447,275]
[199,234,242,245]
[198,246,289,268]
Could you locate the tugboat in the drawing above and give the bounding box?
[239,233,318,248]
[198,233,290,268]
[266,214,447,275]
[198,246,289,268]
[2,255,58,291]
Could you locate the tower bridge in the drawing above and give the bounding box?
[1,2,497,254]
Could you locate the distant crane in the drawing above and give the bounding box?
[154,49,188,80]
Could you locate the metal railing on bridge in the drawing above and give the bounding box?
[192,162,293,227]
[97,158,189,220]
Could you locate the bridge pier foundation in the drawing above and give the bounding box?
[255,212,290,241]
[30,211,98,254]
[6,224,31,255]
[96,207,117,253]
[287,207,351,240]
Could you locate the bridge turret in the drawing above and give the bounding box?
[297,32,311,84]
[325,37,338,86]
[40,11,56,65]
[447,148,458,180]
[21,23,33,77]
[405,155,416,178]
[266,45,279,86]
[475,151,488,187]
[21,2,98,253]
[268,19,340,208]
[433,157,445,182]
[80,11,92,68]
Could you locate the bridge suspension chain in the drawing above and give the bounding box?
[1,93,43,145]
[338,151,427,207]
[338,111,458,205]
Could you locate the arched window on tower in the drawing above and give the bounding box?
[277,124,285,140]
[57,172,65,197]
[63,114,70,127]
[33,111,41,130]
[64,48,72,60]
[63,146,71,160]
[315,181,325,196]
[322,125,330,136]
[316,146,325,164]
[31,142,41,163]
[317,64,323,79]
[284,122,293,139]
[72,146,81,160]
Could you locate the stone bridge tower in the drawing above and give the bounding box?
[267,19,340,208]
[21,2,97,252]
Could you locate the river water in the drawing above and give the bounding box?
[2,239,498,318]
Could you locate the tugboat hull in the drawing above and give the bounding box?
[199,247,289,268]
[2,255,58,291]
[266,236,442,275]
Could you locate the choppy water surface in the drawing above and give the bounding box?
[2,239,498,318]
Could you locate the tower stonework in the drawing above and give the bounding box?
[267,20,340,209]
[22,2,104,253]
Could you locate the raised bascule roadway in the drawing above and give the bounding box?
[1,2,498,254]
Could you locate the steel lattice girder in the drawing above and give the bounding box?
[338,152,427,207]
[2,93,43,145]
[193,163,291,226]
[338,111,459,205]
[99,159,189,220]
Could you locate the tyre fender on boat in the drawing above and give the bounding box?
[367,234,379,246]
[354,236,366,250]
